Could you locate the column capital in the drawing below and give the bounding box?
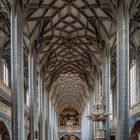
[117,0,130,23]
[117,0,130,12]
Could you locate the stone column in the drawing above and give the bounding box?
[136,48,140,101]
[28,48,38,140]
[45,89,50,140]
[11,1,24,140]
[89,87,94,140]
[0,48,3,81]
[54,112,57,140]
[38,75,44,140]
[93,70,101,133]
[52,106,55,140]
[116,1,129,140]
[50,102,53,140]
[48,92,51,140]
[102,47,110,140]
[48,99,51,140]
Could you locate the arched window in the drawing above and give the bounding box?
[130,60,137,107]
[0,121,10,140]
[26,89,29,107]
[109,90,113,120]
[2,132,10,140]
[3,59,9,86]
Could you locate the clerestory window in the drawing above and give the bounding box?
[26,89,29,107]
[109,90,113,120]
[3,59,9,86]
[130,60,137,107]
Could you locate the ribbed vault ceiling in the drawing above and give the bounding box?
[50,73,89,113]
[25,0,116,113]
[0,0,140,113]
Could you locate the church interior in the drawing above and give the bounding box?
[0,0,140,140]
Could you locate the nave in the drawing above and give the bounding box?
[0,0,140,140]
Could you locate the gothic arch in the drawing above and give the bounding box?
[2,132,10,140]
[130,117,140,134]
[59,134,80,140]
[0,119,11,140]
[27,133,30,140]
[130,121,140,140]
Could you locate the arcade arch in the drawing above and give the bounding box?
[0,121,10,140]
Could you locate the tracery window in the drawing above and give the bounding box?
[26,89,29,107]
[109,90,113,120]
[130,60,137,107]
[3,59,9,86]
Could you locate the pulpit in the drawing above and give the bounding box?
[87,95,110,140]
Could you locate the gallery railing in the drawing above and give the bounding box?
[0,101,11,117]
[0,101,29,127]
[0,80,11,97]
[93,129,105,139]
[129,102,140,116]
[58,126,81,133]
[110,117,117,131]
